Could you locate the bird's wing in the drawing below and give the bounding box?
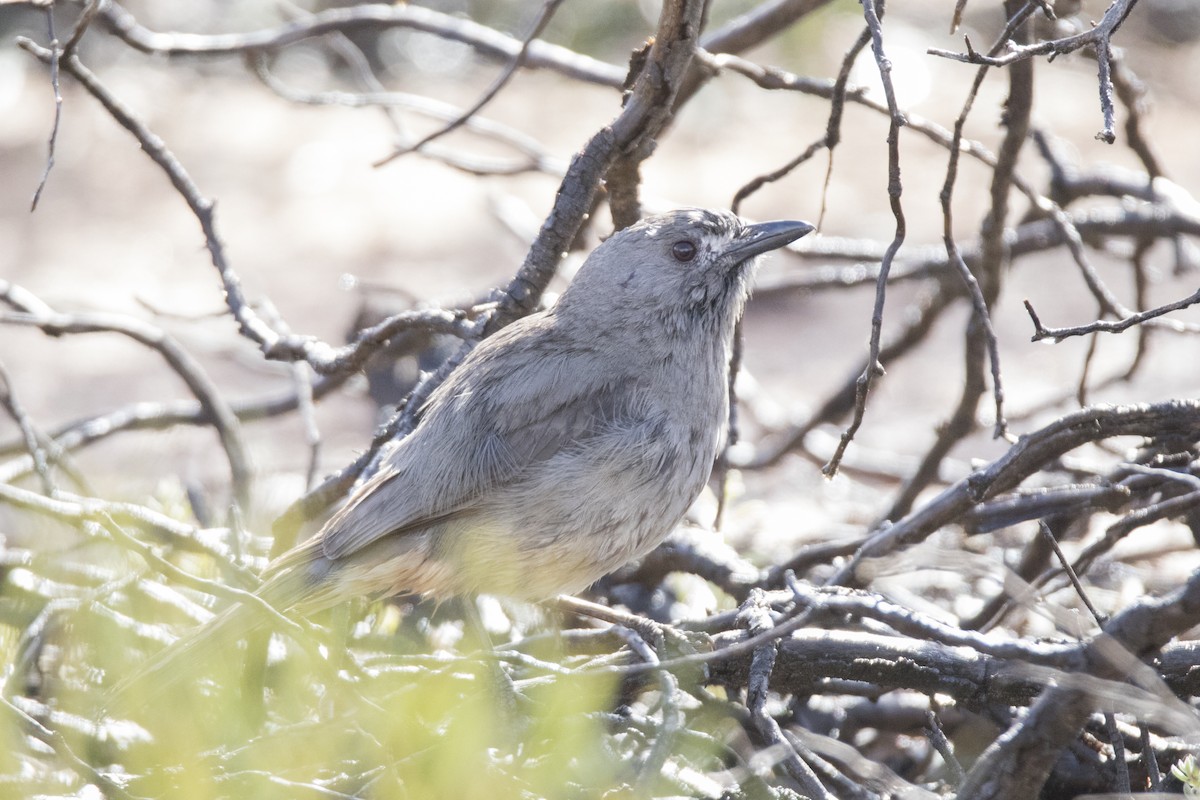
[317,329,641,562]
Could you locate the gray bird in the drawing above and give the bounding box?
[117,208,812,692]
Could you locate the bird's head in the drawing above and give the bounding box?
[558,209,813,335]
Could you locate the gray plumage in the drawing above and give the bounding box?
[113,208,812,699]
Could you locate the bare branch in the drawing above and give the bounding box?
[958,559,1200,799]
[928,0,1138,142]
[375,0,569,167]
[829,401,1200,584]
[822,0,908,479]
[702,0,833,54]
[741,592,835,799]
[97,0,624,87]
[484,0,706,329]
[0,300,252,511]
[928,0,1137,68]
[250,55,565,176]
[1025,287,1200,342]
[0,360,57,495]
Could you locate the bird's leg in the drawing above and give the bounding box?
[460,596,523,721]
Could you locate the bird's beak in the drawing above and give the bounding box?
[724,219,814,262]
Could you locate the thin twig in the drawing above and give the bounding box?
[613,626,683,796]
[881,0,1034,520]
[1140,722,1162,790]
[376,0,568,166]
[1037,520,1106,628]
[934,4,1037,442]
[0,695,143,800]
[0,480,258,585]
[925,709,966,785]
[741,591,834,798]
[97,0,624,87]
[728,25,870,217]
[958,560,1200,798]
[822,0,907,479]
[0,307,253,511]
[1106,711,1132,793]
[251,54,563,176]
[1024,287,1200,342]
[29,5,61,211]
[928,0,1137,141]
[0,360,55,495]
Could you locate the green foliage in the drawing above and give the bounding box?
[0,585,648,796]
[1174,754,1200,797]
[0,494,744,798]
[0,589,638,799]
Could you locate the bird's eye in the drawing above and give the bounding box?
[671,240,697,262]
